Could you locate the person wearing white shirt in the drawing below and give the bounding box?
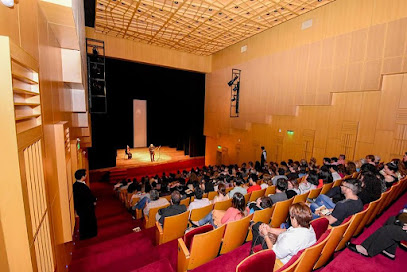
[188,187,211,211]
[254,202,316,264]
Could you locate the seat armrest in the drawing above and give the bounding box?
[156,221,163,245]
[274,258,284,271]
[177,238,190,272]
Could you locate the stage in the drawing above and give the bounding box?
[90,146,205,182]
[116,146,196,168]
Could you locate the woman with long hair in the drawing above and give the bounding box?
[213,182,230,203]
[194,192,248,228]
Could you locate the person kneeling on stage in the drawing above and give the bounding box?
[250,203,316,264]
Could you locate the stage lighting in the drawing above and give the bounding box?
[233,83,239,92]
[228,75,238,86]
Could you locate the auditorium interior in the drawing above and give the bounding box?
[1,0,407,271]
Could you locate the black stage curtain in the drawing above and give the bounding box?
[88,58,206,169]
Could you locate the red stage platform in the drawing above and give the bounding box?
[90,147,205,183]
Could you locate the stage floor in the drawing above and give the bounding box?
[116,146,193,168]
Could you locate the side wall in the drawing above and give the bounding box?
[205,0,407,165]
[0,1,87,271]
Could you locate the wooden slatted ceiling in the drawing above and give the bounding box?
[94,0,336,55]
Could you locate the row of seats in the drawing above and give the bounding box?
[237,177,407,272]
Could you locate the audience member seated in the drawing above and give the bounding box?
[213,183,230,203]
[286,178,300,199]
[358,172,382,205]
[248,196,273,214]
[348,205,407,260]
[247,174,261,193]
[143,190,169,217]
[132,186,152,215]
[381,161,399,189]
[329,165,341,181]
[317,166,334,188]
[195,192,248,228]
[260,175,271,189]
[299,172,318,194]
[346,161,357,175]
[251,202,316,264]
[312,179,363,226]
[229,179,247,197]
[269,179,288,204]
[188,188,211,211]
[156,191,187,225]
[272,168,287,185]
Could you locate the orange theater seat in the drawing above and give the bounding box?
[177,225,226,272]
[144,203,170,229]
[249,189,266,202]
[292,192,309,204]
[246,207,274,242]
[270,198,294,228]
[156,210,190,245]
[213,198,233,210]
[220,214,253,254]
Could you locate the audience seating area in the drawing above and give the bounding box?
[73,168,407,272]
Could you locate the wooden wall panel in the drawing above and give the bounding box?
[85,27,211,73]
[205,0,407,166]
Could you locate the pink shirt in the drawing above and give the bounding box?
[221,207,244,224]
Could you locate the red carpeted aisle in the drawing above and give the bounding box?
[69,182,177,272]
[69,182,407,272]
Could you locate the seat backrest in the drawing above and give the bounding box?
[236,249,276,272]
[385,182,400,207]
[180,197,191,207]
[183,224,213,250]
[332,179,343,188]
[252,207,274,224]
[293,232,329,272]
[310,217,329,240]
[145,203,170,229]
[270,198,294,228]
[160,210,190,244]
[365,192,385,225]
[246,207,274,242]
[207,191,218,201]
[313,220,350,270]
[249,189,266,202]
[375,188,392,216]
[226,187,234,193]
[244,193,251,205]
[188,224,226,270]
[220,214,253,254]
[189,204,213,221]
[335,208,368,251]
[320,182,334,195]
[265,185,276,196]
[353,198,380,237]
[292,192,309,204]
[307,187,322,199]
[214,198,233,210]
[163,195,172,202]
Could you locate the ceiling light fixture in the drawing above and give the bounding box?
[1,0,14,7]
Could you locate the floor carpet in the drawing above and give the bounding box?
[69,182,407,272]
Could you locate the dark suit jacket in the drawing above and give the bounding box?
[158,204,187,225]
[73,181,96,215]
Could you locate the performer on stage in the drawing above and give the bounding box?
[125,145,132,159]
[149,144,156,162]
[73,169,97,240]
[261,146,267,167]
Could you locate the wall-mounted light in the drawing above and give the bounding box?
[1,0,14,7]
[228,75,238,86]
[287,130,294,135]
[217,145,222,150]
